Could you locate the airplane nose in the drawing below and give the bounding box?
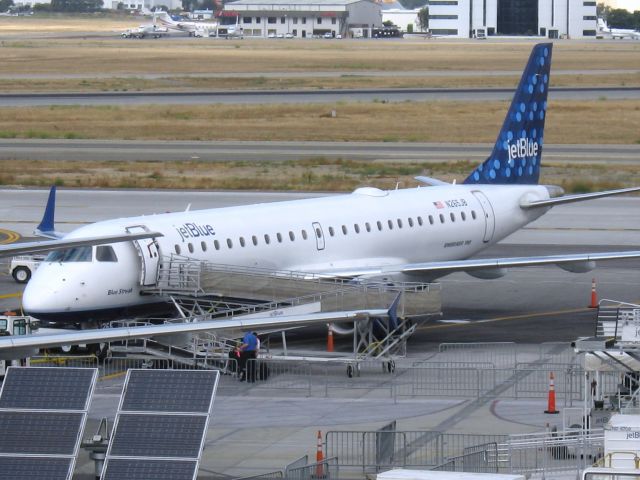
[21,272,58,316]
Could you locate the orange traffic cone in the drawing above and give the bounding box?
[327,326,334,353]
[545,372,559,414]
[315,430,325,478]
[589,278,598,308]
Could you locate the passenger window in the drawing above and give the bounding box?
[264,234,271,245]
[289,231,295,241]
[408,218,414,227]
[342,225,348,235]
[201,241,207,252]
[240,237,246,247]
[188,243,194,254]
[329,227,335,237]
[354,224,360,234]
[227,239,233,248]
[377,221,382,231]
[472,210,477,220]
[387,220,393,230]
[302,230,308,240]
[439,214,445,224]
[429,215,434,225]
[450,212,455,222]
[397,219,403,228]
[277,233,283,243]
[96,245,118,262]
[365,222,371,232]
[461,212,466,221]
[174,245,181,255]
[214,240,220,250]
[252,235,258,246]
[417,216,423,226]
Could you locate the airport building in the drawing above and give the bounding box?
[222,0,382,38]
[426,0,598,38]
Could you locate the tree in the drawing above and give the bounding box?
[382,20,394,27]
[0,0,13,12]
[596,2,610,21]
[417,6,428,32]
[607,8,635,29]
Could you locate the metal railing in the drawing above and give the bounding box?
[285,457,339,480]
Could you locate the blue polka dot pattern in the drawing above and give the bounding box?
[464,43,552,185]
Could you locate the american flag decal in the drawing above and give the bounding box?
[433,201,445,209]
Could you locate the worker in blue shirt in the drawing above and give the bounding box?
[238,331,258,382]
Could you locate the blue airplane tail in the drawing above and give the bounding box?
[463,43,552,185]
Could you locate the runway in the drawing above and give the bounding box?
[0,86,638,106]
[1,139,639,164]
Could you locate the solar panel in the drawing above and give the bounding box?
[0,411,83,455]
[0,457,73,480]
[0,367,96,411]
[102,369,219,480]
[0,367,99,480]
[102,459,197,480]
[110,414,207,458]
[120,370,217,413]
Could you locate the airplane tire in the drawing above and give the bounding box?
[347,365,354,378]
[12,267,31,284]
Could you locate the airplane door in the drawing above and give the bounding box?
[126,225,161,286]
[312,222,325,251]
[472,191,496,243]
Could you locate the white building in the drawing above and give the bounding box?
[381,1,422,32]
[426,0,597,38]
[223,0,382,38]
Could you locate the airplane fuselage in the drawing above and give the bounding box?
[23,183,550,323]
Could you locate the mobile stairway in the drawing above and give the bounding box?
[108,255,442,372]
[574,300,640,423]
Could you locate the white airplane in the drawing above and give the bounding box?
[1,43,640,328]
[598,18,640,39]
[153,10,218,36]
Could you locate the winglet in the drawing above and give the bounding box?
[35,186,61,239]
[387,292,401,329]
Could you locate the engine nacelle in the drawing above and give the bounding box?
[466,268,507,280]
[557,261,596,273]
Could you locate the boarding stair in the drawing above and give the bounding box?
[110,255,442,368]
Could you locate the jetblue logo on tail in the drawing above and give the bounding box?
[508,138,539,162]
[464,43,552,186]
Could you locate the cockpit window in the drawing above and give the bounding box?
[96,246,118,262]
[46,246,92,263]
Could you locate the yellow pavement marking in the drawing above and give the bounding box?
[0,292,22,299]
[418,306,592,331]
[0,228,21,245]
[100,371,127,381]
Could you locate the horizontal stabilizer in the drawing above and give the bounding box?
[521,186,640,209]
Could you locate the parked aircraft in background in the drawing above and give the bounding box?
[153,10,218,36]
[598,18,640,39]
[1,43,639,327]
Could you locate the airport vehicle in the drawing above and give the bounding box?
[154,10,218,36]
[597,18,640,40]
[121,24,170,39]
[0,313,39,376]
[9,255,44,283]
[0,43,639,326]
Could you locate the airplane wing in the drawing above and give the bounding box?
[0,309,388,353]
[311,250,640,280]
[0,231,164,258]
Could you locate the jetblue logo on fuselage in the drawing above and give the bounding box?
[507,138,539,162]
[176,222,215,242]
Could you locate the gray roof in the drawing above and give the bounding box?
[226,0,372,5]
